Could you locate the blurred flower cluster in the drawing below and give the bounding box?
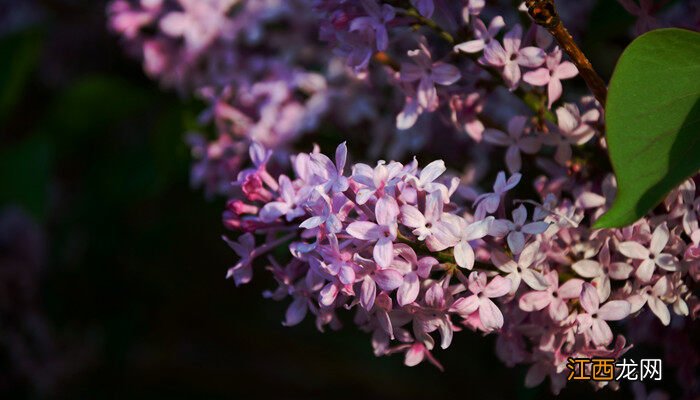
[109,0,700,396]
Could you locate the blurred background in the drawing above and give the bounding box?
[0,0,692,398]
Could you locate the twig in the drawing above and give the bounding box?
[525,0,608,107]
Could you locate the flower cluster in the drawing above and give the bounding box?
[109,0,700,396]
[221,140,698,395]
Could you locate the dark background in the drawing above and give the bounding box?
[0,1,683,398]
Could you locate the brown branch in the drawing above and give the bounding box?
[525,0,608,107]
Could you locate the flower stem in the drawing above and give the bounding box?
[525,0,608,107]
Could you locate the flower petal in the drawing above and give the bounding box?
[597,300,631,321]
[397,272,420,306]
[454,241,475,269]
[374,268,403,291]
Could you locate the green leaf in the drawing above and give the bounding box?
[594,28,700,228]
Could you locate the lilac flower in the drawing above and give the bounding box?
[483,116,541,173]
[259,175,307,223]
[347,197,400,268]
[577,283,631,345]
[411,281,453,342]
[407,159,448,194]
[492,242,549,294]
[523,47,578,108]
[473,171,521,219]
[449,92,486,141]
[519,270,584,321]
[666,178,699,235]
[401,191,443,241]
[223,233,256,286]
[299,193,345,234]
[352,161,404,204]
[453,16,505,54]
[311,141,350,193]
[109,0,163,39]
[543,103,600,165]
[628,276,672,325]
[490,204,549,254]
[400,41,461,109]
[350,0,395,51]
[479,25,545,90]
[391,245,437,306]
[451,272,510,331]
[436,216,493,269]
[618,222,678,282]
[572,239,633,301]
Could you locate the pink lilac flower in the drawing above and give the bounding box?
[451,272,510,331]
[346,197,400,268]
[473,171,521,219]
[666,178,699,235]
[259,175,307,223]
[400,191,443,242]
[491,241,549,294]
[449,92,486,141]
[483,115,542,173]
[618,222,678,282]
[479,24,545,90]
[543,103,600,165]
[453,16,505,53]
[352,160,404,204]
[519,270,584,321]
[311,141,350,193]
[523,47,578,108]
[400,41,461,109]
[572,239,633,301]
[490,204,550,254]
[223,233,256,285]
[577,283,631,345]
[436,216,493,269]
[628,275,672,325]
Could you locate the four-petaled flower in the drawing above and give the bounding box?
[450,271,511,331]
[474,171,521,219]
[400,42,461,109]
[492,242,549,294]
[519,270,584,321]
[490,204,550,254]
[479,24,545,90]
[483,116,542,173]
[577,282,631,346]
[454,16,505,53]
[347,197,400,268]
[523,47,578,108]
[618,222,678,282]
[350,0,396,51]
